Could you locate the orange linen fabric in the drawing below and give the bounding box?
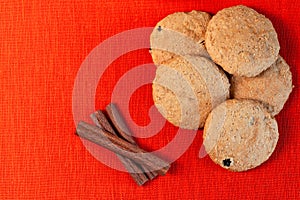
[0,0,299,199]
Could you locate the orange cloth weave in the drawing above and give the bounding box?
[0,0,299,199]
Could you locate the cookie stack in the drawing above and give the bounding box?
[150,5,293,171]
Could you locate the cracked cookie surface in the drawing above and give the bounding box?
[153,56,230,129]
[205,5,280,77]
[150,11,211,65]
[231,56,293,116]
[203,99,279,172]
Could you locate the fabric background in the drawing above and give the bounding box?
[1,0,299,199]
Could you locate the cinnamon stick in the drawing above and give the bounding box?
[91,110,158,180]
[76,121,170,175]
[105,104,136,144]
[105,104,158,179]
[120,156,148,185]
[90,111,149,185]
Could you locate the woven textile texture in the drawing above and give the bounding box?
[0,0,299,199]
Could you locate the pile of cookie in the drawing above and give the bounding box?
[150,5,293,171]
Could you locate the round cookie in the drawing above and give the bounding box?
[231,56,293,116]
[150,11,211,65]
[205,5,280,77]
[203,99,279,172]
[152,55,230,129]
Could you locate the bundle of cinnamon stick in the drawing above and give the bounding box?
[76,103,170,185]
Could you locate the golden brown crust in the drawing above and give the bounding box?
[152,56,230,129]
[203,99,279,172]
[231,56,293,115]
[150,11,211,65]
[205,5,280,77]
